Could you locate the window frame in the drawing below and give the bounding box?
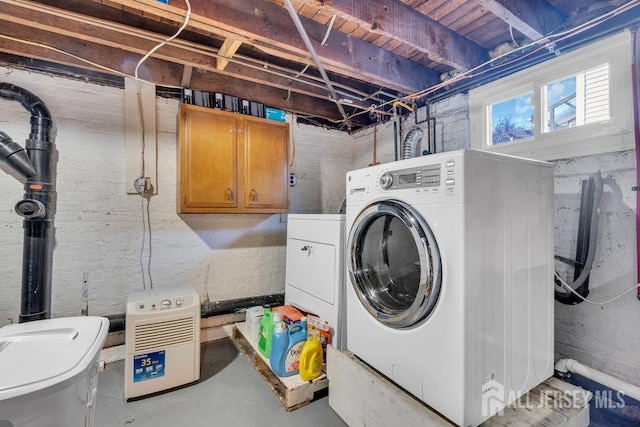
[470,31,633,160]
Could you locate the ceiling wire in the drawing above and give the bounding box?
[344,0,640,123]
[134,0,192,178]
[0,34,181,88]
[1,0,382,105]
[508,25,519,47]
[282,0,353,128]
[2,0,634,127]
[321,14,337,46]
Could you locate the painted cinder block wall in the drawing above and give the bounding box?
[0,66,352,323]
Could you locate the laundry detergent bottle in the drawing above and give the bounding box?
[257,308,275,358]
[299,328,323,381]
[269,312,289,377]
[271,317,307,377]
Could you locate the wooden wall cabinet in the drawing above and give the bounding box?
[177,104,289,213]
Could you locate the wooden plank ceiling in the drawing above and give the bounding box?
[0,0,638,129]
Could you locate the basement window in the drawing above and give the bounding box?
[470,31,633,161]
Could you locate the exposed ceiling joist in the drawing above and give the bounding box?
[472,0,566,41]
[0,21,362,124]
[0,2,376,111]
[0,0,635,131]
[93,0,441,94]
[0,24,183,86]
[216,37,242,71]
[190,71,370,126]
[305,0,488,71]
[181,65,193,87]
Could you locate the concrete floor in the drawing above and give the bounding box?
[95,339,347,426]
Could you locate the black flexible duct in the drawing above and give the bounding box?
[0,83,56,322]
[555,172,603,305]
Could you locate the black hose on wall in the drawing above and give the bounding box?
[0,83,56,322]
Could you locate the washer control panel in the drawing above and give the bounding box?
[377,163,442,190]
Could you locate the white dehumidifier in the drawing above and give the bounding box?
[124,287,201,399]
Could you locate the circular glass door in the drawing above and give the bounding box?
[348,199,442,329]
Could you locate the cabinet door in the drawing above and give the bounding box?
[179,105,237,211]
[243,119,289,211]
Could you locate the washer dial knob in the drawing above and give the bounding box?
[380,173,393,189]
[161,299,172,309]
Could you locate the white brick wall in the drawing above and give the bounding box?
[288,120,352,214]
[553,151,640,386]
[0,67,351,323]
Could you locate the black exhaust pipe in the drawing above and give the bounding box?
[0,83,56,322]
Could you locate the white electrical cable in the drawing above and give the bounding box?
[139,194,147,290]
[0,34,182,88]
[554,272,640,305]
[321,14,337,46]
[133,0,191,290]
[146,197,153,289]
[347,0,640,121]
[508,25,518,47]
[133,0,192,81]
[134,0,192,178]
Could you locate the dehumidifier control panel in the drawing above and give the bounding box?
[132,295,195,313]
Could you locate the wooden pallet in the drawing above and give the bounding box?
[228,322,329,411]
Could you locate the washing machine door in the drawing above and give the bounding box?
[348,199,442,329]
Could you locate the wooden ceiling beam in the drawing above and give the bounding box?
[0,22,360,124]
[472,0,566,41]
[303,0,488,72]
[190,71,370,126]
[83,0,441,94]
[0,3,375,110]
[216,37,242,71]
[0,23,183,85]
[181,65,193,87]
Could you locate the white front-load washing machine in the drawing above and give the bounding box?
[346,149,555,427]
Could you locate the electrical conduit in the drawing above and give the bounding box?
[283,0,352,128]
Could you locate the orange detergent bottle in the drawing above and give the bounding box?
[299,329,323,381]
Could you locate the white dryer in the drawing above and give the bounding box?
[285,214,346,350]
[346,149,554,427]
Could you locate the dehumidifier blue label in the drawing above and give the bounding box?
[133,350,166,383]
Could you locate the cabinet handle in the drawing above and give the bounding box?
[226,188,234,201]
[250,188,258,202]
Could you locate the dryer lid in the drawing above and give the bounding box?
[348,200,442,328]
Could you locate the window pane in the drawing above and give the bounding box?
[543,64,609,133]
[490,93,533,145]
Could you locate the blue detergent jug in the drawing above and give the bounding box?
[270,317,307,377]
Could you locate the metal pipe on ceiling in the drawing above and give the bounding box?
[282,0,353,129]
